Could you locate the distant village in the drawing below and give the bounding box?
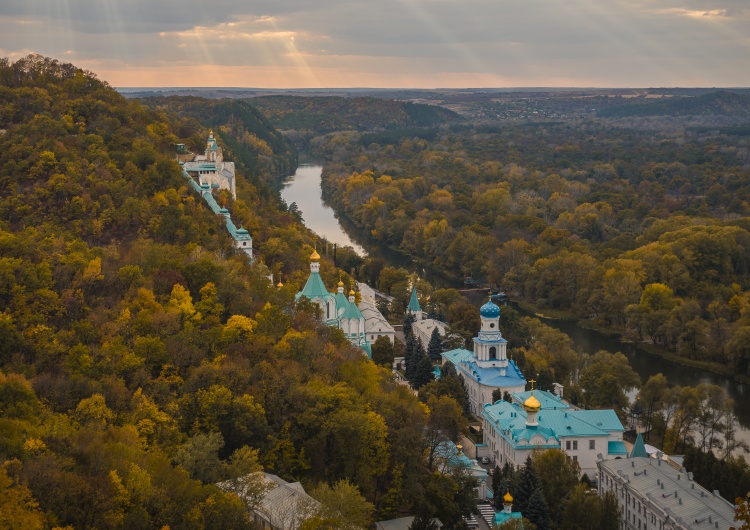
[181,132,740,530]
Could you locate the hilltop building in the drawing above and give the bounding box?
[441,299,526,414]
[597,441,737,530]
[482,388,626,478]
[180,132,252,261]
[183,131,237,199]
[296,252,396,356]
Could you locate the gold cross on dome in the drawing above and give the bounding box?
[529,379,536,390]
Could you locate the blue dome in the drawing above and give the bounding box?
[480,300,501,318]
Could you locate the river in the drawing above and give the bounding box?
[281,164,366,256]
[281,163,750,444]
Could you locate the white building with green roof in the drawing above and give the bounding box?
[183,131,236,199]
[482,389,626,478]
[295,251,373,357]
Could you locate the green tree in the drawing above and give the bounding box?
[404,312,417,338]
[513,456,541,517]
[372,336,396,367]
[531,449,579,517]
[579,351,640,412]
[525,487,551,530]
[414,352,435,389]
[404,334,418,382]
[307,479,374,530]
[427,327,443,361]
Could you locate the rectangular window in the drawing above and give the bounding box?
[573,440,578,450]
[572,455,578,462]
[590,439,595,450]
[566,440,571,450]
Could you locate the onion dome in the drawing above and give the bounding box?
[349,289,356,296]
[524,392,541,412]
[310,249,321,261]
[504,491,513,504]
[338,280,344,287]
[277,281,284,288]
[480,299,501,318]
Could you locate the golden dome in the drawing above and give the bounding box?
[310,249,321,261]
[277,281,284,288]
[504,491,513,504]
[349,289,356,296]
[524,392,541,412]
[338,280,344,287]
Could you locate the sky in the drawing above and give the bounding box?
[0,0,749,88]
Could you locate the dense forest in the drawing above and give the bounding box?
[139,96,298,189]
[0,55,484,529]
[312,109,750,382]
[250,95,463,148]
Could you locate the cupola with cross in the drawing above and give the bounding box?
[473,297,509,371]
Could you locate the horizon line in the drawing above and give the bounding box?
[115,86,750,91]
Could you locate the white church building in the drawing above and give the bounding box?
[296,251,397,357]
[183,131,237,199]
[441,299,527,414]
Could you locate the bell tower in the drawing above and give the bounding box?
[473,298,508,372]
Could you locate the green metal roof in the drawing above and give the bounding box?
[408,287,421,312]
[298,272,332,301]
[341,300,364,320]
[608,440,628,455]
[630,433,648,458]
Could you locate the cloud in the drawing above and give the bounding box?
[0,0,748,87]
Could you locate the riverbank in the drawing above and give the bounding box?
[283,161,750,432]
[514,299,743,383]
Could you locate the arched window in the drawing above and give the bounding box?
[489,346,497,359]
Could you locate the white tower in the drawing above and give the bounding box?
[473,299,509,373]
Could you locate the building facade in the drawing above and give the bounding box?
[180,133,252,261]
[183,131,237,199]
[441,299,527,414]
[482,389,627,478]
[296,253,398,356]
[598,454,737,530]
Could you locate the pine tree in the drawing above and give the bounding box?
[404,334,417,382]
[525,488,551,530]
[404,312,417,338]
[492,465,506,504]
[427,327,443,361]
[513,456,540,516]
[414,352,435,389]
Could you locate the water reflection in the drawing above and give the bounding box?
[281,165,366,256]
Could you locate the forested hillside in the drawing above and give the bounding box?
[599,91,750,118]
[316,120,750,380]
[140,96,298,188]
[0,55,477,529]
[251,95,463,144]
